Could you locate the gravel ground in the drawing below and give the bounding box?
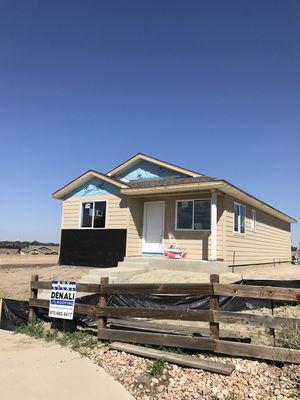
[92,262,300,399]
[87,344,300,400]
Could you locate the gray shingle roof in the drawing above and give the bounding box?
[126,176,219,189]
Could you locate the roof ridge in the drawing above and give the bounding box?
[107,153,202,177]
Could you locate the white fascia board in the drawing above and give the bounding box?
[121,181,295,224]
[220,183,296,224]
[52,171,128,200]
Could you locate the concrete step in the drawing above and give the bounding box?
[87,266,147,277]
[117,261,149,269]
[87,267,119,277]
[79,269,147,284]
[122,258,229,273]
[78,275,112,283]
[123,257,153,264]
[79,275,119,284]
[148,258,229,273]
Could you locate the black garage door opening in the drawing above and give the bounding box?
[59,229,127,268]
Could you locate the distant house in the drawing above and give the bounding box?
[21,245,59,255]
[52,153,296,268]
[0,248,20,255]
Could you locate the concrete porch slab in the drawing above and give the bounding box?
[120,256,229,273]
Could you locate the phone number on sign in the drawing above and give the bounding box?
[49,310,73,318]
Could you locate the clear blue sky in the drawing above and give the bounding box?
[0,1,299,245]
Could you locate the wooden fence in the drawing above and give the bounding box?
[29,274,300,364]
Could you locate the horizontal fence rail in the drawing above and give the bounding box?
[101,283,214,295]
[31,281,101,294]
[214,284,300,301]
[214,311,300,329]
[28,274,300,364]
[98,329,215,351]
[30,280,300,300]
[29,298,99,316]
[99,306,213,321]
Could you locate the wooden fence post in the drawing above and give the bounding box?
[98,277,109,338]
[269,299,276,346]
[28,274,39,323]
[232,251,236,273]
[210,274,220,342]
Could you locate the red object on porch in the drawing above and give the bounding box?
[164,248,187,259]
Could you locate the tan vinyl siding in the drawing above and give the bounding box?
[133,192,219,260]
[217,194,225,260]
[61,191,222,260]
[60,189,291,265]
[125,192,226,260]
[61,201,79,229]
[224,194,291,265]
[126,198,143,256]
[61,194,128,230]
[163,193,211,260]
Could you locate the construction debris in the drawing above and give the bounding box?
[109,341,235,375]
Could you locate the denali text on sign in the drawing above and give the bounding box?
[48,281,77,320]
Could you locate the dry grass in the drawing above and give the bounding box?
[0,254,58,265]
[277,321,300,350]
[0,264,90,300]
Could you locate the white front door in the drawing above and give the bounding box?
[143,201,165,254]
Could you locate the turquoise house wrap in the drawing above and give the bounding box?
[117,160,186,182]
[68,178,120,198]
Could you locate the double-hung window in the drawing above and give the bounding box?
[176,199,211,230]
[234,202,246,234]
[81,201,106,228]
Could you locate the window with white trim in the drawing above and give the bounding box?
[81,201,106,228]
[251,209,256,230]
[176,199,211,230]
[234,202,246,234]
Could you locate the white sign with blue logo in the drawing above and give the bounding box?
[48,281,77,320]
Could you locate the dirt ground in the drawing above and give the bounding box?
[122,263,300,284]
[0,254,58,266]
[119,263,300,348]
[0,265,90,300]
[0,262,299,301]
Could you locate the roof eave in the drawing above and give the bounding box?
[52,170,128,200]
[220,180,296,224]
[121,180,296,224]
[121,181,223,195]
